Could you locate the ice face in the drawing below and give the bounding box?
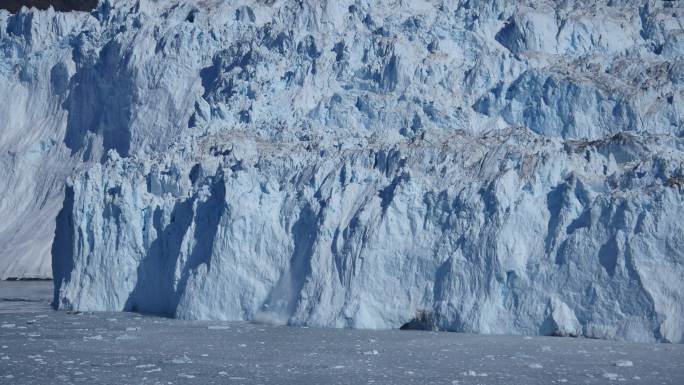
[52,129,684,342]
[0,1,682,341]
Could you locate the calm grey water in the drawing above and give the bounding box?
[0,280,53,314]
[1,280,683,384]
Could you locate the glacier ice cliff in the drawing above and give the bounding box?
[0,0,683,342]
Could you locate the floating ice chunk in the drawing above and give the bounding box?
[462,370,488,377]
[208,325,230,330]
[115,334,138,340]
[614,360,633,367]
[171,355,192,364]
[83,335,103,341]
[603,373,619,381]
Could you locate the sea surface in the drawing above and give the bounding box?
[1,280,683,384]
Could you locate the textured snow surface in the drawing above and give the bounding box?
[0,1,683,341]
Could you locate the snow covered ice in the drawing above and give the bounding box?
[0,0,682,343]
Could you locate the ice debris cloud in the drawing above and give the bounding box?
[0,0,682,342]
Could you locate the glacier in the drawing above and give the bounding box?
[0,0,682,342]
